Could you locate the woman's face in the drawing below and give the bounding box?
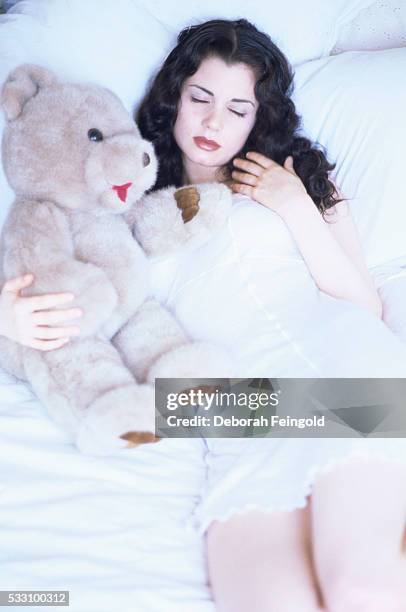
[173,56,258,183]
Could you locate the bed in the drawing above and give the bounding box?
[0,1,406,610]
[0,368,212,611]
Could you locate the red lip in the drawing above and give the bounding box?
[193,136,220,151]
[112,182,132,203]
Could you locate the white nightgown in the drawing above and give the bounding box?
[149,192,406,534]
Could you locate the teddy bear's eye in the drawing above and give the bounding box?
[87,128,104,142]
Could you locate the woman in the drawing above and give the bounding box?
[1,18,406,612]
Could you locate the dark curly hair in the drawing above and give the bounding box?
[137,18,341,214]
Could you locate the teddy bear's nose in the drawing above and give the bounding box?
[143,152,151,167]
[113,182,132,203]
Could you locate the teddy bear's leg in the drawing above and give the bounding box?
[112,298,234,383]
[112,298,188,383]
[23,337,158,456]
[146,341,234,381]
[0,336,25,379]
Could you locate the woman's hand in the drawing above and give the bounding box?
[0,274,82,350]
[231,151,309,215]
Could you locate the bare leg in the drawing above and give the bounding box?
[206,506,324,612]
[312,457,406,612]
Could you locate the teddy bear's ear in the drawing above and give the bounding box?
[1,64,58,121]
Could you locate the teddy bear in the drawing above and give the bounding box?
[0,64,233,455]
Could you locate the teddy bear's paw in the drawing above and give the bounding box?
[120,431,161,448]
[134,186,196,256]
[76,383,158,456]
[185,183,232,233]
[174,186,200,223]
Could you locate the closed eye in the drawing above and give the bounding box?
[231,110,246,118]
[191,96,209,104]
[191,96,247,118]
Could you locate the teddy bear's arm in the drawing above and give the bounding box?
[125,183,233,257]
[3,200,118,335]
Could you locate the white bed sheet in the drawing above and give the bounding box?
[0,370,213,612]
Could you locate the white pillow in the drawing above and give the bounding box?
[332,0,406,54]
[0,0,173,111]
[141,0,374,66]
[293,47,406,268]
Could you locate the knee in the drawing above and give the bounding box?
[326,580,405,612]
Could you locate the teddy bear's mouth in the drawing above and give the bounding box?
[112,182,133,203]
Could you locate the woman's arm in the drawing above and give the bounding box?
[279,197,382,318]
[231,152,382,318]
[324,200,377,293]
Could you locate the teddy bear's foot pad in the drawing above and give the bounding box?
[76,383,157,456]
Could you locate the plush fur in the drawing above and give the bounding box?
[0,64,233,455]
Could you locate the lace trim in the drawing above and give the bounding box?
[191,447,406,535]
